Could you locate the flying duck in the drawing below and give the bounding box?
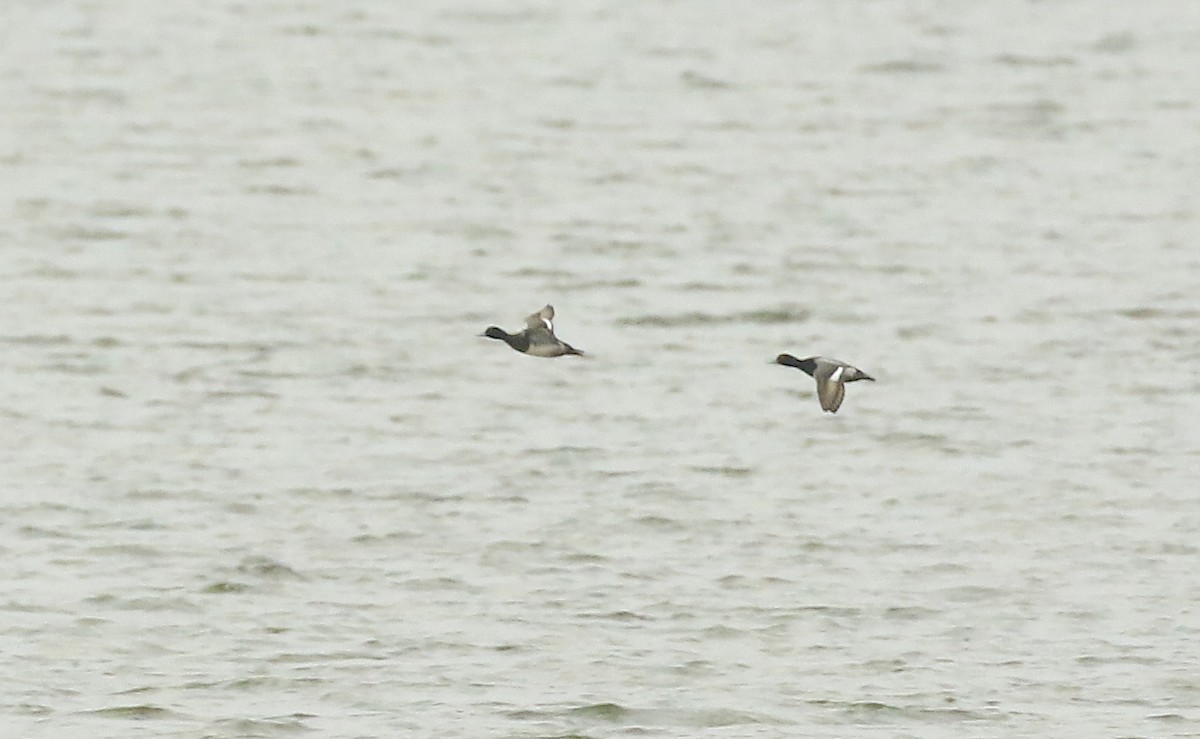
[481,305,584,357]
[775,354,874,413]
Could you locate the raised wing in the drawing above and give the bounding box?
[524,304,555,332]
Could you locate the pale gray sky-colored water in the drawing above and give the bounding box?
[2,1,1199,737]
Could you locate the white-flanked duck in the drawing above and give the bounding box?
[482,305,584,357]
[775,354,874,413]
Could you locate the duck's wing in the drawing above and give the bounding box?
[524,304,555,332]
[814,363,846,413]
[817,378,845,413]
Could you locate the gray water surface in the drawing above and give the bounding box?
[2,1,1199,737]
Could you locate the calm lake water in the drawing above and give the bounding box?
[2,1,1198,737]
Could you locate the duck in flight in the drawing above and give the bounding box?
[482,305,584,357]
[775,354,874,413]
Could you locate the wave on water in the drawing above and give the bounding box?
[618,306,810,327]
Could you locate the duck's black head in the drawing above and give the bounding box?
[775,353,817,376]
[482,326,530,353]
